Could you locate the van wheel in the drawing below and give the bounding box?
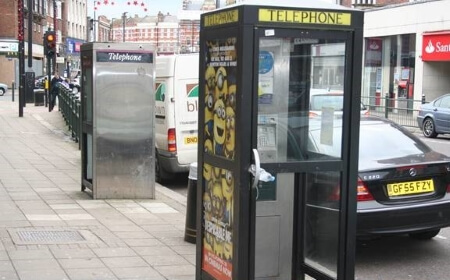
[155,153,167,184]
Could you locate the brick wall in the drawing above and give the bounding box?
[0,1,49,46]
[0,0,18,39]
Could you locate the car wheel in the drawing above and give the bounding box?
[0,88,5,96]
[422,118,438,138]
[409,229,440,240]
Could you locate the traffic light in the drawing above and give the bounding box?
[44,31,56,59]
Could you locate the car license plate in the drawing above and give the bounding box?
[387,179,434,197]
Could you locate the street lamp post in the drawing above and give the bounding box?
[93,10,96,42]
[122,12,128,42]
[53,0,57,72]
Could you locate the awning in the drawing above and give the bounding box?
[398,80,407,88]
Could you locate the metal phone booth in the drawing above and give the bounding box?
[80,43,155,199]
[196,1,363,280]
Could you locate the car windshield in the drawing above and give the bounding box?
[308,118,433,168]
[358,121,431,160]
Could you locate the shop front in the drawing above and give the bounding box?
[362,34,416,113]
[363,0,450,115]
[63,38,84,79]
[421,31,450,102]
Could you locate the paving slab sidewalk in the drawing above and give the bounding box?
[0,99,195,280]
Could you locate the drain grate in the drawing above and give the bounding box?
[8,229,95,245]
[17,230,85,243]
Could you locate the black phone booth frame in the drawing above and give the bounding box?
[196,3,364,280]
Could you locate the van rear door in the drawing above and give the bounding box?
[174,79,198,165]
[175,79,198,165]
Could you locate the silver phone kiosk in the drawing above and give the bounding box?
[80,43,155,199]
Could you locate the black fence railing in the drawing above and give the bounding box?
[59,86,81,149]
[361,95,423,128]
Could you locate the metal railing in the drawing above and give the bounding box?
[59,86,81,148]
[361,94,423,128]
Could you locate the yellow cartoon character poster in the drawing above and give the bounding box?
[203,37,237,160]
[202,166,234,280]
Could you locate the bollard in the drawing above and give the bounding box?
[11,81,15,102]
[421,93,426,104]
[184,162,198,244]
[384,92,389,119]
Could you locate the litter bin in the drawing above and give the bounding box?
[184,162,198,244]
[34,89,45,106]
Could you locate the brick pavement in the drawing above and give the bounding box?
[0,96,196,280]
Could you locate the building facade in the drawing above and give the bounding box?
[362,0,450,110]
[0,0,87,87]
[105,10,204,55]
[178,10,202,53]
[61,0,87,78]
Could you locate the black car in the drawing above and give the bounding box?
[417,93,450,138]
[306,116,450,239]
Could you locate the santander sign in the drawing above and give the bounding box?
[422,33,450,61]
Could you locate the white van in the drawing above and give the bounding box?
[154,53,199,183]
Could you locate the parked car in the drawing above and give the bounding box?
[309,89,369,117]
[0,82,7,96]
[417,93,450,138]
[305,116,450,239]
[69,80,80,94]
[34,75,46,89]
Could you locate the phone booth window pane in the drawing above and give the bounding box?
[83,67,93,123]
[257,38,346,163]
[303,171,341,278]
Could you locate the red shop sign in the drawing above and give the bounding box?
[422,32,450,61]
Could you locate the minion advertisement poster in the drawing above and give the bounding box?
[204,37,237,160]
[202,166,234,280]
[202,37,236,280]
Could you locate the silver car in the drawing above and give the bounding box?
[0,82,7,96]
[417,93,450,138]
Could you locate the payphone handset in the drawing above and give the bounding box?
[257,114,278,162]
[249,149,275,200]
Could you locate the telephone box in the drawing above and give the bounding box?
[196,1,363,279]
[80,43,155,199]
